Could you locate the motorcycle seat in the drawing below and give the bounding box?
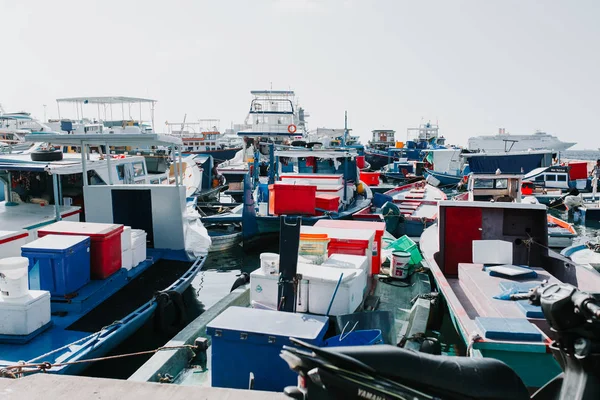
[332,345,531,400]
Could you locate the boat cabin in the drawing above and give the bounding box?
[237,90,306,138]
[466,173,522,202]
[523,165,575,190]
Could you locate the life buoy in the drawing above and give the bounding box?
[287,124,297,134]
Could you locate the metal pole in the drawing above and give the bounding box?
[52,174,61,221]
[268,143,275,184]
[81,141,88,186]
[178,146,184,187]
[105,142,113,185]
[344,153,348,204]
[57,101,61,120]
[343,110,347,147]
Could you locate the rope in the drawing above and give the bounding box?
[3,344,198,377]
[27,321,124,364]
[466,332,482,357]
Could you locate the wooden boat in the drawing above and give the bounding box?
[130,219,436,392]
[423,168,462,186]
[207,225,242,252]
[355,180,446,239]
[419,200,600,389]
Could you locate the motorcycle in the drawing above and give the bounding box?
[280,282,600,400]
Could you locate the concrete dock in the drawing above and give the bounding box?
[0,374,286,399]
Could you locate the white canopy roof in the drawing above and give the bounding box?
[56,96,156,104]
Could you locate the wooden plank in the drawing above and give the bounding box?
[0,374,286,399]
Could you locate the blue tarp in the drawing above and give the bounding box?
[468,153,546,174]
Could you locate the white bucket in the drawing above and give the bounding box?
[258,202,269,216]
[260,253,280,275]
[0,257,30,298]
[390,251,411,280]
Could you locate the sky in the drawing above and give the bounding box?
[1,0,599,148]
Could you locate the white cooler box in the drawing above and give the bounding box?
[323,254,369,276]
[0,230,30,259]
[250,266,309,312]
[0,290,51,336]
[302,264,365,316]
[121,226,132,251]
[131,229,147,267]
[472,240,512,265]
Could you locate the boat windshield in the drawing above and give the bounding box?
[473,178,508,189]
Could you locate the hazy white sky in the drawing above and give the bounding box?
[1,0,598,148]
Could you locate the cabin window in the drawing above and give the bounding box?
[557,175,567,182]
[133,162,145,177]
[535,175,544,182]
[495,179,508,189]
[473,179,494,189]
[150,178,159,184]
[187,147,194,151]
[546,175,557,181]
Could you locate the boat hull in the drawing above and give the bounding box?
[423,169,462,186]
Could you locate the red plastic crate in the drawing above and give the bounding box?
[315,194,339,215]
[328,238,370,260]
[360,171,380,186]
[315,220,385,274]
[268,183,317,216]
[37,221,124,279]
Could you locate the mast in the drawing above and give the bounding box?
[343,110,348,147]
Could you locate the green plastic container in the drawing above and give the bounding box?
[385,235,423,265]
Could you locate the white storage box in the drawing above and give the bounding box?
[121,226,132,251]
[576,179,587,190]
[0,230,30,259]
[323,254,369,277]
[131,229,147,266]
[472,240,513,265]
[0,290,51,336]
[250,266,309,312]
[122,248,133,270]
[302,264,365,316]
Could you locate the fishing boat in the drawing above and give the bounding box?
[130,217,437,393]
[355,179,446,239]
[0,133,208,376]
[204,146,372,250]
[421,148,464,187]
[166,119,243,165]
[419,194,600,390]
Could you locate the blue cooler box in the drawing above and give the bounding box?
[21,234,91,297]
[207,306,329,392]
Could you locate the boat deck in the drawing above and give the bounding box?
[0,251,199,370]
[0,374,284,399]
[0,202,81,231]
[390,185,445,221]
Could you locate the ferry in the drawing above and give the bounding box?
[468,128,576,152]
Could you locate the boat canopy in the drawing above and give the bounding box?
[464,151,552,174]
[23,133,181,147]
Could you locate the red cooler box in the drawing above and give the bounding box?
[315,194,340,215]
[37,221,124,279]
[269,183,317,216]
[314,220,385,274]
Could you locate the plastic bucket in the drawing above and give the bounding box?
[260,253,279,275]
[391,251,411,279]
[323,329,383,347]
[0,257,29,298]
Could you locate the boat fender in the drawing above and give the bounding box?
[231,272,250,292]
[154,290,187,335]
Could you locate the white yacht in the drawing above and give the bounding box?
[468,128,576,152]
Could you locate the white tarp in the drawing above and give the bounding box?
[183,202,211,258]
